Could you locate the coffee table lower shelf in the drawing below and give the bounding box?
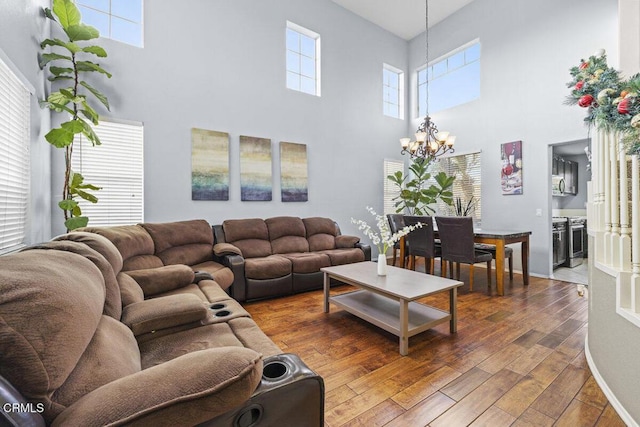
[330,290,451,341]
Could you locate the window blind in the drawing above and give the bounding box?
[383,159,404,215]
[431,152,482,221]
[72,120,144,226]
[0,57,30,253]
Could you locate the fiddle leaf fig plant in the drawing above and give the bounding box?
[387,158,455,215]
[40,0,111,231]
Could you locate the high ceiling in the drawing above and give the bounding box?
[331,0,476,40]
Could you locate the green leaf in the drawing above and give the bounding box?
[39,52,71,68]
[76,60,112,78]
[45,127,75,148]
[43,7,57,21]
[60,120,85,135]
[48,75,74,82]
[41,38,80,53]
[58,199,78,211]
[79,107,99,125]
[65,24,100,42]
[49,66,74,76]
[45,102,76,115]
[52,0,81,29]
[79,120,101,146]
[75,189,99,203]
[82,45,107,57]
[80,81,110,110]
[47,90,71,106]
[65,216,89,230]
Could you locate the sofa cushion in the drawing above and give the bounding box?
[142,220,214,266]
[281,252,331,274]
[335,235,360,248]
[320,248,366,266]
[32,238,123,320]
[79,225,163,271]
[223,219,272,258]
[127,265,196,297]
[0,249,111,423]
[118,272,145,306]
[121,294,208,336]
[303,217,338,251]
[266,216,310,254]
[244,256,291,280]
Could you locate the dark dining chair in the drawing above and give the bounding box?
[403,216,440,274]
[387,214,407,267]
[435,216,493,291]
[475,243,514,280]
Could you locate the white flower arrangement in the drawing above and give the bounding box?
[351,206,422,255]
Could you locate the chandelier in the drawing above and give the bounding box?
[400,0,455,162]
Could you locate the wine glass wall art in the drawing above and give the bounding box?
[501,140,523,195]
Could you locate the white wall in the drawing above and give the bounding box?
[0,0,52,245]
[49,0,410,239]
[408,0,618,276]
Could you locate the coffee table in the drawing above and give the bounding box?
[322,261,463,356]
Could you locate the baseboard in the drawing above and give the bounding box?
[585,335,638,426]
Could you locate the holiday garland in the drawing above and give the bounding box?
[566,50,640,154]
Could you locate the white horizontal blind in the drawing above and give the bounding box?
[431,152,482,221]
[383,159,404,215]
[72,120,143,226]
[0,57,30,253]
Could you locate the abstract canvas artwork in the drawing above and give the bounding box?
[280,141,308,202]
[191,128,229,201]
[240,135,272,201]
[501,140,523,195]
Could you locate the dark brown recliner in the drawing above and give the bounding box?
[435,216,493,291]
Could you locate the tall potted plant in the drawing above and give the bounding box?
[387,158,455,215]
[39,0,111,230]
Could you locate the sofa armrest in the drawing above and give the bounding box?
[51,347,263,427]
[220,254,247,302]
[335,235,360,248]
[214,242,243,257]
[121,294,208,336]
[356,242,372,261]
[127,265,196,297]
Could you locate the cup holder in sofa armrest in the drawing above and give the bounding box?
[201,353,324,427]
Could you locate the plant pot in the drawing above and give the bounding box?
[377,253,387,276]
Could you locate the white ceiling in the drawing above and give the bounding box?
[331,0,476,40]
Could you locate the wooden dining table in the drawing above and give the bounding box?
[399,229,532,296]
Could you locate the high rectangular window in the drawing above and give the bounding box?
[383,64,404,119]
[286,21,321,96]
[418,40,480,116]
[77,0,143,47]
[0,54,30,254]
[72,120,144,226]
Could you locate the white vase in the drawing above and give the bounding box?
[377,253,387,276]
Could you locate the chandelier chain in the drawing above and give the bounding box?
[425,0,429,118]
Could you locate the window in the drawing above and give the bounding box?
[383,159,404,215]
[77,0,143,47]
[72,120,144,226]
[383,64,404,119]
[0,55,30,254]
[418,40,480,116]
[286,21,321,96]
[430,151,482,223]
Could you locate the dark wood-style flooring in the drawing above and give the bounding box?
[244,261,627,427]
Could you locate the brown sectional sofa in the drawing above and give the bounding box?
[0,229,324,426]
[213,216,371,302]
[80,219,234,302]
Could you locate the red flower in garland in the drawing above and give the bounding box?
[575,81,585,90]
[618,97,631,114]
[578,94,594,107]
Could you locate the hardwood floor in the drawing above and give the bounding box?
[244,262,627,427]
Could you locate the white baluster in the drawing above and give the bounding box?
[610,133,620,266]
[620,142,632,271]
[631,155,640,312]
[603,131,612,264]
